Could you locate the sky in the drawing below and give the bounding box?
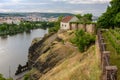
[0,0,111,16]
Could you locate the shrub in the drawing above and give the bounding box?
[24,74,30,80]
[0,74,13,80]
[71,29,95,52]
[48,24,60,33]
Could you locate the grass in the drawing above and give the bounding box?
[24,68,37,80]
[102,30,120,80]
[28,30,101,80]
[39,46,101,80]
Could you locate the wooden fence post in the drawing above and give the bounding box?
[97,29,118,80]
[102,51,110,73]
[105,66,117,80]
[101,43,107,51]
[103,51,110,63]
[101,43,107,72]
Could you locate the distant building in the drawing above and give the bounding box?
[0,17,21,24]
[48,17,58,22]
[60,16,79,30]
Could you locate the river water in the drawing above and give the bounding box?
[0,29,48,78]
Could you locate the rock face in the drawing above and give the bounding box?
[28,33,57,69]
[27,30,101,80]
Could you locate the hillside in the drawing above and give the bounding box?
[0,13,73,18]
[27,30,101,80]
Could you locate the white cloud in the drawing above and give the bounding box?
[52,0,67,1]
[0,0,109,16]
[52,0,111,4]
[0,9,13,12]
[11,0,21,3]
[0,2,49,7]
[0,7,83,14]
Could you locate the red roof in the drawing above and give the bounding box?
[61,16,73,23]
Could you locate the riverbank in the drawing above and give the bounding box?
[0,21,54,36]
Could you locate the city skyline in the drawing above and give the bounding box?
[0,0,111,16]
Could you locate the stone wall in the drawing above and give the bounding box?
[78,24,86,31]
[86,24,96,34]
[70,23,78,30]
[70,23,96,34]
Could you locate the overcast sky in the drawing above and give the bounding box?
[0,0,111,16]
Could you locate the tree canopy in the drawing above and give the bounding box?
[75,14,82,20]
[75,13,93,24]
[97,0,120,28]
[49,16,63,33]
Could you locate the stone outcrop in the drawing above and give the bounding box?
[27,30,101,80]
[28,33,57,69]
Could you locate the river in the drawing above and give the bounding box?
[0,29,48,78]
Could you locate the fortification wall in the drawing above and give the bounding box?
[70,23,96,34]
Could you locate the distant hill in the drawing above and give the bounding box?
[0,13,73,18]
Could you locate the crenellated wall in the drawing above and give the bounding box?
[86,24,96,34]
[70,23,96,34]
[78,24,86,31]
[70,23,78,30]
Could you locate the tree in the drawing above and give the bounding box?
[57,16,63,23]
[75,13,93,23]
[0,25,7,31]
[83,13,93,21]
[75,14,82,20]
[114,12,120,27]
[49,16,63,33]
[97,0,120,28]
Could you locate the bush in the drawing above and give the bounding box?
[71,29,95,52]
[24,74,30,80]
[0,74,13,80]
[48,25,60,33]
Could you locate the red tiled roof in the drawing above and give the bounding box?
[61,16,73,23]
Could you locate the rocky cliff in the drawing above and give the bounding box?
[27,30,101,80]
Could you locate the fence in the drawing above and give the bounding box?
[97,29,118,80]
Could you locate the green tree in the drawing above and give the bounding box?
[49,16,63,33]
[75,14,82,20]
[114,12,120,27]
[57,16,63,23]
[75,13,93,24]
[0,25,7,31]
[97,0,120,28]
[83,13,93,21]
